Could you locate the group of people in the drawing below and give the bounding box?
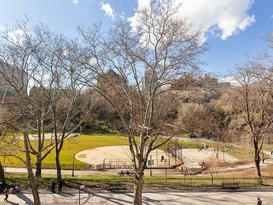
[198,144,208,151]
[1,180,63,202]
[51,180,63,193]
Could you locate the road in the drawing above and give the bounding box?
[0,190,271,205]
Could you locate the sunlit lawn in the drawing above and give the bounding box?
[2,133,129,168]
[1,133,255,169]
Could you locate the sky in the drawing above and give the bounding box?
[0,0,272,76]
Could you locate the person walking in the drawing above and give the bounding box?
[261,151,265,163]
[257,197,262,205]
[4,187,14,201]
[51,180,56,193]
[58,180,63,193]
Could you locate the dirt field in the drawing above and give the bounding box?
[75,145,238,170]
[74,145,273,177]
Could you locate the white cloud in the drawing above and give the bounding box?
[128,0,151,32]
[130,0,255,41]
[136,0,151,10]
[219,76,239,86]
[100,1,115,20]
[9,29,24,45]
[239,15,256,30]
[72,0,79,5]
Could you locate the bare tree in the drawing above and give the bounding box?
[173,74,226,140]
[176,101,222,139]
[203,156,220,186]
[0,20,94,204]
[0,20,43,205]
[231,63,273,176]
[266,30,273,49]
[32,34,94,181]
[79,1,205,204]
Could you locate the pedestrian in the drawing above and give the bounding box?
[257,197,262,205]
[180,166,184,173]
[51,180,56,193]
[4,187,14,201]
[0,179,3,191]
[261,151,265,163]
[58,180,63,193]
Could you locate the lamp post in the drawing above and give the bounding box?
[72,154,75,177]
[222,146,225,162]
[149,155,152,177]
[167,148,171,168]
[174,144,177,165]
[3,154,6,172]
[180,142,183,162]
[79,185,85,205]
[165,161,168,183]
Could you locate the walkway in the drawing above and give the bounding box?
[0,190,271,205]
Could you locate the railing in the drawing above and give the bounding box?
[143,177,273,190]
[9,176,273,191]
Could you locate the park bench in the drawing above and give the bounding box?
[221,182,239,189]
[118,170,134,176]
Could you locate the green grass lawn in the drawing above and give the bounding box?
[2,133,271,190]
[54,133,129,168]
[0,133,255,169]
[2,133,129,168]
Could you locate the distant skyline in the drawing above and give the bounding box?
[0,0,272,76]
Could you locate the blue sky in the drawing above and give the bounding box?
[0,0,272,76]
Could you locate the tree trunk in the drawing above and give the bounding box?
[55,149,62,181]
[28,171,41,205]
[35,158,42,178]
[254,141,261,177]
[24,132,41,205]
[254,159,261,176]
[35,116,42,178]
[211,175,214,186]
[0,162,6,188]
[133,173,144,205]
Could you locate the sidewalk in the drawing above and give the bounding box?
[0,190,272,205]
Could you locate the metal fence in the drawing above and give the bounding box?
[143,177,273,190]
[100,158,134,169]
[50,176,273,191]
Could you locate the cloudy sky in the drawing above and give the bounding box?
[0,0,272,76]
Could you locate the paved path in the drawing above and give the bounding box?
[0,190,271,205]
[3,167,177,176]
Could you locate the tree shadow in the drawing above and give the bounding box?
[1,201,19,205]
[14,193,33,205]
[57,191,76,197]
[80,189,133,205]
